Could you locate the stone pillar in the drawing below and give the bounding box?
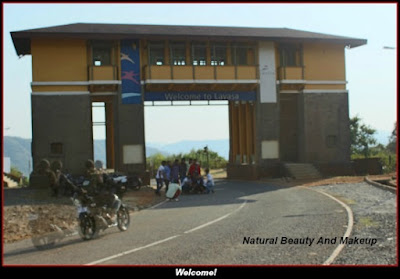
[298,92,351,164]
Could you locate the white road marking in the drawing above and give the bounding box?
[85,199,247,265]
[184,200,247,234]
[149,200,168,209]
[85,235,180,265]
[304,187,354,265]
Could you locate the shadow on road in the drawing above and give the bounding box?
[150,179,291,210]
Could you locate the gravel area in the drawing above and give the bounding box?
[313,182,397,265]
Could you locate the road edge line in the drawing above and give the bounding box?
[302,187,354,265]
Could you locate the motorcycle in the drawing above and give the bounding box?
[103,173,142,191]
[72,177,130,241]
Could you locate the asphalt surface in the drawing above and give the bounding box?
[3,180,355,266]
[314,182,397,265]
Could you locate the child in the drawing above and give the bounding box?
[203,168,215,194]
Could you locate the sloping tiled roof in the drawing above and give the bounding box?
[11,23,367,56]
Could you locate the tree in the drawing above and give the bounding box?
[350,116,377,158]
[386,122,397,153]
[146,152,167,174]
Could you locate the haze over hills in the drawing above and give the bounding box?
[4,137,166,177]
[3,131,392,177]
[3,136,228,177]
[146,139,229,160]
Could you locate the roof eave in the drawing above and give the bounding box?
[10,30,367,56]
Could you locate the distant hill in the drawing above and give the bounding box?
[3,137,165,177]
[3,136,32,177]
[9,132,391,176]
[147,139,229,159]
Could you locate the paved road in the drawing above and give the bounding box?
[3,180,349,265]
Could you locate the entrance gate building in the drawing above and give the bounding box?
[11,23,367,179]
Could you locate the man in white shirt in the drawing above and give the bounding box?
[155,161,166,195]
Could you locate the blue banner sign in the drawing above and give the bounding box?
[145,91,256,101]
[121,40,141,104]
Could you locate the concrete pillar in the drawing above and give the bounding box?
[255,42,281,177]
[31,94,93,175]
[114,93,146,174]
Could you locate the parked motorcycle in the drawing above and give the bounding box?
[103,173,142,191]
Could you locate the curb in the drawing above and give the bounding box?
[364,176,397,194]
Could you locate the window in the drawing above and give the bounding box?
[50,143,63,154]
[92,41,112,66]
[149,41,165,66]
[211,43,226,66]
[171,42,186,65]
[192,42,207,66]
[280,44,302,67]
[232,43,256,65]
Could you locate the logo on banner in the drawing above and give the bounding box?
[121,40,141,104]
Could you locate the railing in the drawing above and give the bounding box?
[277,66,304,80]
[89,65,118,81]
[143,65,258,81]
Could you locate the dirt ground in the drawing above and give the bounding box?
[3,185,165,244]
[3,172,396,244]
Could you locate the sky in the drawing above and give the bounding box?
[2,3,397,144]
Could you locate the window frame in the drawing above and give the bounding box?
[171,41,187,66]
[210,43,227,66]
[192,42,207,66]
[91,41,113,67]
[148,41,165,66]
[231,43,256,66]
[279,44,303,67]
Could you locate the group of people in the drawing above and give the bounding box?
[155,158,215,198]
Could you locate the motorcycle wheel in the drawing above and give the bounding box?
[78,213,97,240]
[117,205,130,231]
[128,177,141,191]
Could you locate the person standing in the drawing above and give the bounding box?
[179,158,188,183]
[155,161,166,195]
[187,158,193,176]
[171,159,180,183]
[164,161,172,192]
[188,158,201,180]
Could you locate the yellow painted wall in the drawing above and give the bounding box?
[194,67,214,80]
[237,66,257,80]
[279,67,303,80]
[172,66,193,79]
[216,66,235,79]
[31,38,88,82]
[304,84,346,90]
[32,85,88,92]
[303,43,345,81]
[91,66,116,80]
[149,66,172,79]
